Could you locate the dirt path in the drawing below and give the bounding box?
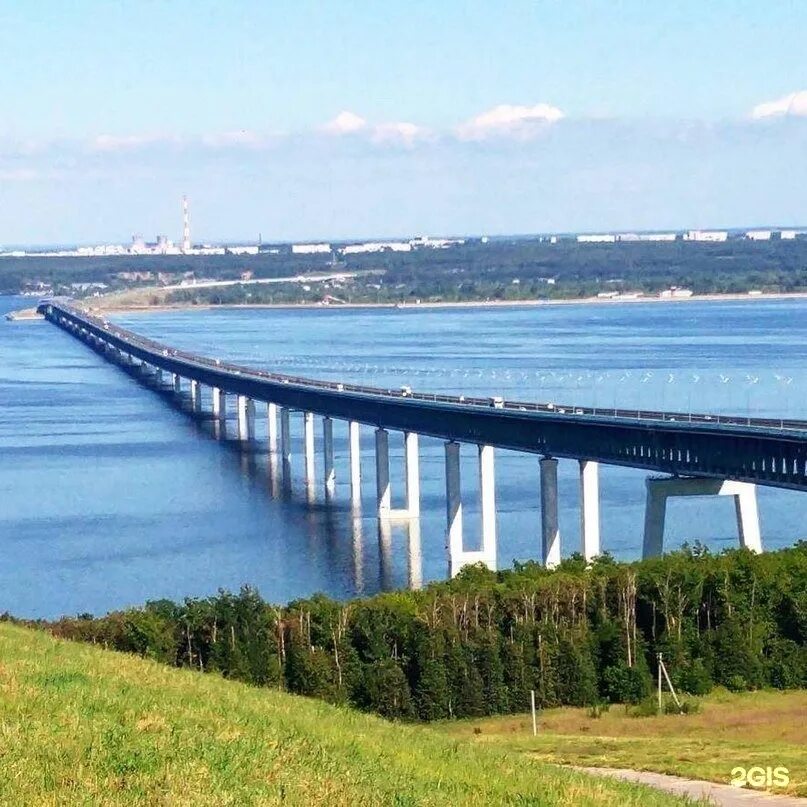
[575,767,807,806]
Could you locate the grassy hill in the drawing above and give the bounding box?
[0,624,689,806]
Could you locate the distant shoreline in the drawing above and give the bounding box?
[89,289,807,315]
[9,289,807,321]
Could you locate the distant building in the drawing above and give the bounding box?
[617,232,678,242]
[227,246,259,255]
[292,243,331,254]
[660,287,694,298]
[577,234,616,243]
[685,230,728,242]
[780,230,800,240]
[745,230,772,241]
[409,236,465,249]
[342,241,412,254]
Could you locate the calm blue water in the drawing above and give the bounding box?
[2,295,806,618]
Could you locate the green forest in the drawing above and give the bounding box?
[10,544,807,722]
[4,238,807,302]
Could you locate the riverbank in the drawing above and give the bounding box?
[78,288,807,315]
[4,306,42,321]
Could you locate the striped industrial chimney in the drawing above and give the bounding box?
[181,195,191,253]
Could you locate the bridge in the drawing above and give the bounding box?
[41,300,807,573]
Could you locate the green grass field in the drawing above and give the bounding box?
[0,624,691,806]
[438,688,807,797]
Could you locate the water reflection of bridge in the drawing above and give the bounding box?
[43,302,807,575]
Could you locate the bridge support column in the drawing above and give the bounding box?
[280,408,292,482]
[540,457,561,568]
[154,368,163,385]
[349,421,361,505]
[579,460,601,562]
[404,431,420,517]
[323,417,335,498]
[212,387,226,420]
[172,373,181,394]
[304,412,316,488]
[478,444,497,570]
[375,428,391,517]
[642,477,763,558]
[445,441,464,575]
[267,403,278,453]
[237,395,255,441]
[190,379,200,411]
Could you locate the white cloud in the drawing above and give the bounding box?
[0,168,42,182]
[455,103,564,140]
[370,121,431,147]
[322,110,367,135]
[751,90,807,120]
[200,129,265,148]
[89,133,180,152]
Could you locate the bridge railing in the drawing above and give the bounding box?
[56,301,807,433]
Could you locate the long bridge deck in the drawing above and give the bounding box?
[44,301,807,491]
[41,299,807,571]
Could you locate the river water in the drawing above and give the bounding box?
[2,295,806,618]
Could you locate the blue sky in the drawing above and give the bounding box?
[1,0,806,244]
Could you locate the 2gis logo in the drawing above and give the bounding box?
[730,766,790,789]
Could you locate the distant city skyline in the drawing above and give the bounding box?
[0,0,806,244]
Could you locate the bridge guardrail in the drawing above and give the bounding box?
[68,304,806,433]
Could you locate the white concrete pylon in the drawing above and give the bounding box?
[349,421,362,505]
[540,457,561,568]
[190,379,201,412]
[478,444,497,570]
[579,459,601,562]
[404,431,420,517]
[267,402,278,453]
[237,395,255,441]
[642,476,763,557]
[323,416,335,497]
[280,407,292,483]
[375,428,391,517]
[734,484,762,552]
[172,373,181,394]
[444,441,463,574]
[212,387,225,420]
[304,412,315,487]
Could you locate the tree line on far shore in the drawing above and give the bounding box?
[8,544,806,722]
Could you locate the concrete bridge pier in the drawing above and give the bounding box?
[303,412,315,503]
[349,421,362,505]
[579,460,601,562]
[642,476,763,558]
[172,373,182,394]
[280,407,292,484]
[404,431,421,517]
[375,428,391,517]
[212,387,226,420]
[190,380,201,412]
[154,368,163,386]
[444,441,463,575]
[478,444,497,569]
[236,395,255,441]
[540,457,561,568]
[267,403,278,453]
[323,417,335,498]
[304,412,316,489]
[444,441,497,576]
